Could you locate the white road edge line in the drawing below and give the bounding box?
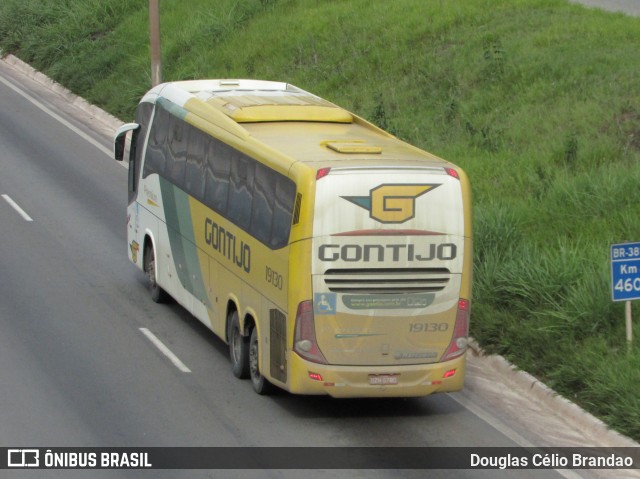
[139,327,192,373]
[0,73,115,159]
[448,393,585,479]
[2,194,33,222]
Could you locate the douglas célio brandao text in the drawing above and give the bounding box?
[470,452,634,469]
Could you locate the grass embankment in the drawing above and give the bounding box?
[1,0,640,439]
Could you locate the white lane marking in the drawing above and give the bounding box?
[449,393,585,479]
[0,73,115,160]
[139,328,192,373]
[1,194,33,222]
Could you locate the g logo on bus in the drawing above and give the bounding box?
[342,184,440,223]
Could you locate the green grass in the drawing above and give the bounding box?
[2,0,640,440]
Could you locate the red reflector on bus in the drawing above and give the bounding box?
[316,167,331,180]
[443,369,456,379]
[309,372,323,381]
[441,298,470,361]
[444,167,459,179]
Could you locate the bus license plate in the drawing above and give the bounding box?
[369,374,399,385]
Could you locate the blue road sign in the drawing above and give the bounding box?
[611,242,640,302]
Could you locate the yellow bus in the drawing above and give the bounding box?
[114,79,472,397]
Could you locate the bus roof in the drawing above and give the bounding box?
[142,79,452,172]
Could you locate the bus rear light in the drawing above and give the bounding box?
[441,298,470,361]
[294,301,328,364]
[308,372,323,382]
[444,167,460,179]
[316,167,331,180]
[443,369,456,379]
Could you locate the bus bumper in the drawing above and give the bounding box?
[286,353,466,398]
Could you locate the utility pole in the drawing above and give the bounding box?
[149,0,162,87]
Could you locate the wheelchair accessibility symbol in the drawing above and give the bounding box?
[314,293,337,315]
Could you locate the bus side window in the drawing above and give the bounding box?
[143,106,170,178]
[271,178,296,249]
[165,115,188,187]
[250,164,277,244]
[227,152,255,231]
[203,138,231,215]
[184,127,206,201]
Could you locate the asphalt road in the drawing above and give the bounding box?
[571,0,640,16]
[0,55,608,479]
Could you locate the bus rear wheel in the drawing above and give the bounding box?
[249,327,275,395]
[228,311,249,379]
[144,243,169,303]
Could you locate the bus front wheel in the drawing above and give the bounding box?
[249,327,274,395]
[144,243,169,303]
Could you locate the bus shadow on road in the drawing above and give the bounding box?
[136,273,466,425]
[155,289,465,419]
[268,386,465,420]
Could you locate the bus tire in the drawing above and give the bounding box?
[144,243,169,303]
[228,311,250,379]
[249,327,275,395]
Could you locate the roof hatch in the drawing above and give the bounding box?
[324,140,382,154]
